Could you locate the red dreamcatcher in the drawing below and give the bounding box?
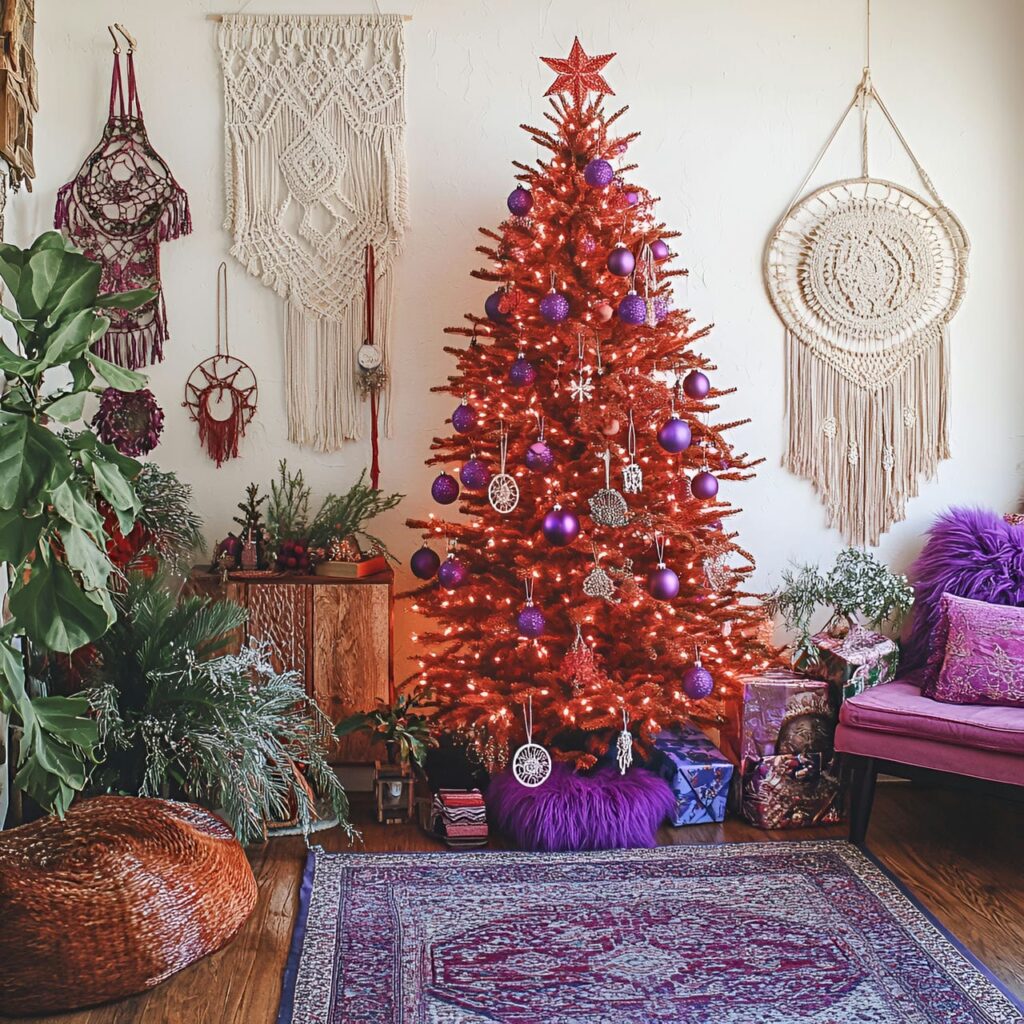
[183,262,257,467]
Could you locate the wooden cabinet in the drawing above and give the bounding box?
[188,569,394,763]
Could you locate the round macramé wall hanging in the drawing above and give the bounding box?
[765,67,969,546]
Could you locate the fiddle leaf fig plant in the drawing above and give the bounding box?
[0,231,153,816]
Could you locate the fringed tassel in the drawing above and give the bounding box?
[54,183,73,231]
[93,298,169,370]
[197,390,244,468]
[158,186,193,242]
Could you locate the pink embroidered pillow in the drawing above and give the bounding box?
[925,593,1024,707]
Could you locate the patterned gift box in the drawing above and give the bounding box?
[812,625,899,702]
[651,724,734,827]
[738,670,837,761]
[738,752,844,829]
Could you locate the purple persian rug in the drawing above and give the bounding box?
[278,841,1022,1024]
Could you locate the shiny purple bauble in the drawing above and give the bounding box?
[410,545,441,580]
[459,457,491,490]
[683,369,711,400]
[682,664,714,700]
[624,190,639,206]
[431,472,460,505]
[691,470,719,500]
[525,441,555,473]
[485,290,508,323]
[657,416,692,453]
[646,564,680,601]
[507,186,533,216]
[650,239,670,261]
[516,604,546,638]
[583,158,614,187]
[508,354,537,388]
[542,506,580,547]
[451,401,476,434]
[437,556,468,589]
[607,245,635,277]
[617,291,647,325]
[539,290,570,324]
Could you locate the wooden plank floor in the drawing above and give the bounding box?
[6,781,1023,1023]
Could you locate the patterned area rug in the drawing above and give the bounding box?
[277,841,1022,1024]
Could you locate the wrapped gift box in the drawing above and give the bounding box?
[651,724,734,826]
[811,625,899,702]
[738,670,836,761]
[738,752,844,829]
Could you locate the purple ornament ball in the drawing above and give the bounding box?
[657,416,692,453]
[607,245,635,277]
[516,604,546,638]
[542,505,580,547]
[459,457,491,490]
[617,291,647,325]
[583,158,614,188]
[624,190,639,206]
[525,441,554,473]
[438,556,468,589]
[691,470,719,500]
[647,564,680,601]
[485,290,508,323]
[507,186,533,216]
[683,369,711,400]
[410,545,440,580]
[539,291,570,324]
[451,401,476,434]
[431,472,460,505]
[682,664,714,700]
[650,239,671,261]
[508,355,537,388]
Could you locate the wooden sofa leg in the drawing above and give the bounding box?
[849,757,878,846]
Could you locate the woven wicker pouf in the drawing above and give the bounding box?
[0,796,257,1016]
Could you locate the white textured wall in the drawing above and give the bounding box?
[10,0,1024,668]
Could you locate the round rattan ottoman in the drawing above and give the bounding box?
[0,796,257,1016]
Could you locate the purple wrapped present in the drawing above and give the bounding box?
[738,670,836,761]
[651,724,734,826]
[812,625,899,701]
[738,752,844,830]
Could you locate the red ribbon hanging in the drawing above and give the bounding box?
[365,244,381,489]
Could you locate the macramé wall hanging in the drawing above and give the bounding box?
[217,13,409,453]
[55,25,191,370]
[764,10,968,547]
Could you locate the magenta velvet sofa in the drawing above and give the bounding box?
[835,669,1024,843]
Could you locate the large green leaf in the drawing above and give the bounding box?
[93,438,142,481]
[60,521,114,591]
[19,243,102,322]
[9,558,115,653]
[0,339,38,378]
[42,391,87,423]
[0,505,46,564]
[38,308,109,371]
[91,456,139,518]
[0,634,26,715]
[84,351,146,393]
[50,477,106,535]
[0,417,69,510]
[0,241,27,298]
[96,287,155,311]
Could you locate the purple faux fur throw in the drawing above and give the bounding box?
[486,761,675,852]
[903,507,1024,668]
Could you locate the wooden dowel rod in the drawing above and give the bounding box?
[206,12,412,20]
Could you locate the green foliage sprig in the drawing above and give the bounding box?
[267,460,310,548]
[307,469,403,559]
[133,463,204,573]
[335,687,436,768]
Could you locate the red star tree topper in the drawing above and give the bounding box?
[405,42,775,772]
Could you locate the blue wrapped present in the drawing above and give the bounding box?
[652,724,734,826]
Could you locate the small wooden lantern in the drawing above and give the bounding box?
[374,761,414,825]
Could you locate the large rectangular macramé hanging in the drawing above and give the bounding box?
[218,14,408,451]
[765,69,968,546]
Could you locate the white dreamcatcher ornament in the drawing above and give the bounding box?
[622,408,643,494]
[569,331,594,404]
[487,419,520,514]
[589,448,630,527]
[512,694,552,788]
[616,709,633,775]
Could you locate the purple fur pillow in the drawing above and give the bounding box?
[903,507,1024,669]
[924,593,1024,707]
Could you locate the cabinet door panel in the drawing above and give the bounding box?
[246,583,310,683]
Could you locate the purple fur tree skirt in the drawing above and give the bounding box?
[486,761,675,852]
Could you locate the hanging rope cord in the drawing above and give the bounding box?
[365,244,381,489]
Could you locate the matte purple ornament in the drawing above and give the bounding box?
[516,604,546,638]
[507,186,533,216]
[525,441,554,473]
[650,238,670,261]
[657,416,692,453]
[653,297,669,322]
[682,664,714,700]
[607,245,635,277]
[542,505,580,547]
[583,158,614,188]
[646,563,680,601]
[485,290,509,323]
[691,470,719,499]
[431,472,460,505]
[539,290,570,324]
[451,400,476,434]
[617,291,647,325]
[438,556,468,589]
[508,354,537,388]
[460,457,491,490]
[410,545,441,580]
[683,369,711,400]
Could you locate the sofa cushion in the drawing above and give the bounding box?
[838,672,1024,757]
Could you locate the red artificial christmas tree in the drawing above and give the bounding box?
[406,39,775,774]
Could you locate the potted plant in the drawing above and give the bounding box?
[335,688,436,769]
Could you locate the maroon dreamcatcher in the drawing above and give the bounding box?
[183,262,257,467]
[54,25,191,369]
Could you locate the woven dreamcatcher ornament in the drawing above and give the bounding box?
[488,420,520,514]
[589,448,630,528]
[512,695,551,788]
[765,43,968,545]
[615,709,633,775]
[183,263,257,467]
